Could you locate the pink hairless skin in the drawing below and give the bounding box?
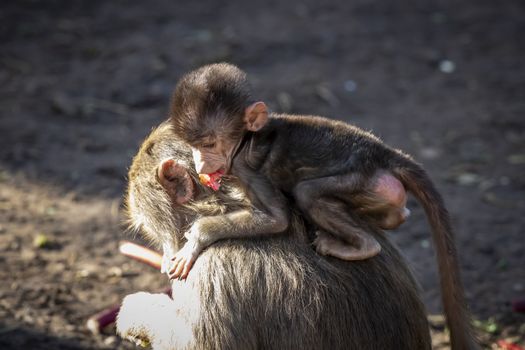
[198,169,225,191]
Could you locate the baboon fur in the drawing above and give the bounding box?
[118,121,431,350]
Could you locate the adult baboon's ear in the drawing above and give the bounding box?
[244,102,268,132]
[157,159,194,205]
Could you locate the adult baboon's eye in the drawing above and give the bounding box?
[202,142,216,149]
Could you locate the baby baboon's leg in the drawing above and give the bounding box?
[294,174,381,260]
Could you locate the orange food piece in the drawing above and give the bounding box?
[199,170,224,191]
[497,340,525,350]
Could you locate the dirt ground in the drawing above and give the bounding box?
[0,0,524,349]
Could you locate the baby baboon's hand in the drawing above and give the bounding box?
[168,239,202,280]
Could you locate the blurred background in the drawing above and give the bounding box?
[0,0,524,349]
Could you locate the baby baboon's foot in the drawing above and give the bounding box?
[313,230,381,261]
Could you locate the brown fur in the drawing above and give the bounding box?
[125,121,248,252]
[167,63,479,350]
[170,63,250,146]
[119,120,432,349]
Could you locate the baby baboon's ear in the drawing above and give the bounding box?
[244,102,268,132]
[157,159,194,205]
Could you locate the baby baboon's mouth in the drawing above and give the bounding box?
[198,169,225,191]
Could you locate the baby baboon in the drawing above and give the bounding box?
[168,63,478,349]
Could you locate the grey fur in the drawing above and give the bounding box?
[119,120,431,349]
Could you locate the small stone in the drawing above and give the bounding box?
[21,249,37,261]
[76,269,91,278]
[420,240,430,249]
[419,147,441,160]
[108,266,123,277]
[47,263,66,274]
[51,93,77,116]
[456,173,480,186]
[33,233,50,248]
[104,336,118,346]
[23,314,35,324]
[343,80,357,93]
[76,263,98,279]
[439,60,455,74]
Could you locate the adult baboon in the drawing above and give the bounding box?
[118,121,432,349]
